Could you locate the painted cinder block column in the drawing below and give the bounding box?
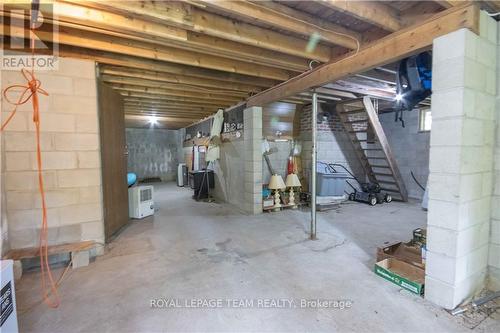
[426,16,497,309]
[243,106,263,214]
[489,18,500,290]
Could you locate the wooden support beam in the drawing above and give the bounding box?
[198,0,360,49]
[315,0,403,32]
[1,21,292,81]
[247,4,480,107]
[61,0,333,61]
[99,66,262,93]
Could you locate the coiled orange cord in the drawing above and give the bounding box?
[1,24,60,307]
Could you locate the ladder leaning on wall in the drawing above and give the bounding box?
[335,96,408,202]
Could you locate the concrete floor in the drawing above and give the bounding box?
[15,182,500,332]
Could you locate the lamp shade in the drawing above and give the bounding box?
[268,174,286,190]
[285,173,301,187]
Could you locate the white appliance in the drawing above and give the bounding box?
[1,260,18,333]
[128,185,154,219]
[177,163,188,187]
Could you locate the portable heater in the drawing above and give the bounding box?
[128,185,154,219]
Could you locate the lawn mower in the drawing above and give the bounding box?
[327,163,392,206]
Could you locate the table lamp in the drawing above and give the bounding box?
[285,173,301,208]
[268,174,286,211]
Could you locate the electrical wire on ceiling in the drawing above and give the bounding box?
[249,1,361,62]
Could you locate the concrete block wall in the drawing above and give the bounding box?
[1,58,104,250]
[125,128,182,182]
[426,20,497,309]
[0,98,5,256]
[379,111,431,199]
[490,20,500,290]
[243,106,262,214]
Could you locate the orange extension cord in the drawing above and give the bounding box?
[1,22,60,308]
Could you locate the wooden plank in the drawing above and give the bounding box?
[247,3,480,107]
[198,0,360,49]
[55,45,278,88]
[107,83,243,102]
[1,21,292,81]
[61,0,333,61]
[124,114,199,123]
[117,92,233,107]
[3,241,95,260]
[363,97,408,201]
[316,0,403,32]
[100,66,262,93]
[124,108,213,117]
[101,75,249,98]
[124,108,213,118]
[122,98,222,110]
[5,1,310,72]
[97,82,130,240]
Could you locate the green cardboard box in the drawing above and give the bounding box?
[374,258,425,295]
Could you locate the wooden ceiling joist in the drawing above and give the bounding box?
[107,83,243,102]
[4,1,311,72]
[124,110,212,119]
[99,66,262,93]
[123,99,217,111]
[2,21,292,81]
[316,0,403,32]
[124,113,203,122]
[247,3,480,107]
[52,45,279,89]
[119,92,231,107]
[197,0,360,49]
[61,0,334,62]
[100,75,249,98]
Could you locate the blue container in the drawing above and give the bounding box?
[127,173,137,186]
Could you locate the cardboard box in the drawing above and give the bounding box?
[374,258,425,295]
[377,242,424,269]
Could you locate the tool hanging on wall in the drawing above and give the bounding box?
[1,0,60,308]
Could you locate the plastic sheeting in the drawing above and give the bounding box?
[206,109,224,162]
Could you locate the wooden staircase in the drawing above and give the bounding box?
[335,96,408,202]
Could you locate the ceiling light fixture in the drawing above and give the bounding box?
[148,115,158,125]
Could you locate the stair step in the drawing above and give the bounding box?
[371,164,390,168]
[349,130,367,133]
[363,148,382,151]
[366,157,386,160]
[345,119,368,124]
[342,108,366,114]
[373,172,394,176]
[377,180,397,185]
